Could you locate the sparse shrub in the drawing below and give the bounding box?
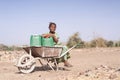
[106,41,114,47]
[0,44,22,51]
[90,37,107,47]
[0,44,9,51]
[67,32,82,48]
[115,41,120,47]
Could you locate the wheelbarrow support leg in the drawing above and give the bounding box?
[47,59,55,71]
[54,58,59,71]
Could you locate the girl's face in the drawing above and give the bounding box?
[49,24,56,33]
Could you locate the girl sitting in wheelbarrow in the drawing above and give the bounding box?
[42,22,73,67]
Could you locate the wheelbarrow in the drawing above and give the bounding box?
[15,45,77,73]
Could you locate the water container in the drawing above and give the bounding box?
[30,35,42,47]
[41,37,54,47]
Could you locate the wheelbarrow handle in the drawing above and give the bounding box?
[59,44,78,58]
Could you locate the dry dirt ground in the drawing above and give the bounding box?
[0,48,120,80]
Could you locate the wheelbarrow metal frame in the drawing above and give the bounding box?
[15,45,77,73]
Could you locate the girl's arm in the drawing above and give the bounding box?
[42,33,58,43]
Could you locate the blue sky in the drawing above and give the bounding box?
[0,0,120,45]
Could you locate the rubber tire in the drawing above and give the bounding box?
[17,54,35,74]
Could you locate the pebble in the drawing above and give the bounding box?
[77,65,120,80]
[109,74,118,79]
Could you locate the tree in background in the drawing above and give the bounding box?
[66,32,82,48]
[115,41,120,47]
[106,41,114,47]
[90,37,107,47]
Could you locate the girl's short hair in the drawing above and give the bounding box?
[49,22,56,28]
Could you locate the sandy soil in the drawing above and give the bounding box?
[0,48,120,80]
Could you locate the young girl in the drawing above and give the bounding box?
[42,22,72,67]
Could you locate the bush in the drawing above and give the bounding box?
[90,37,107,47]
[114,41,120,47]
[106,41,114,47]
[0,44,22,51]
[66,32,82,48]
[0,44,9,51]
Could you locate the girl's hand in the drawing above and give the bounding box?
[42,34,54,38]
[42,34,49,38]
[42,33,58,43]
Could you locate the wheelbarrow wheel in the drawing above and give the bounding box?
[17,54,35,73]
